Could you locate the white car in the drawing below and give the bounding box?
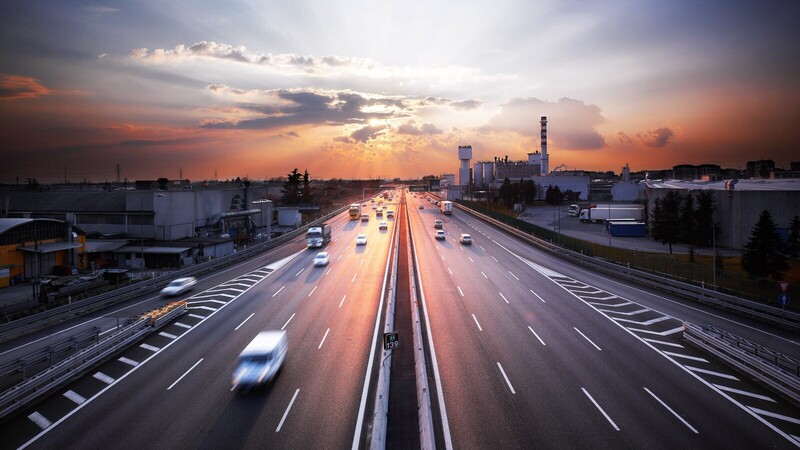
[435,230,446,240]
[356,234,368,245]
[460,234,473,245]
[379,221,388,230]
[160,277,196,296]
[313,252,329,266]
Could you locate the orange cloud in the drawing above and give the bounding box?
[0,74,52,100]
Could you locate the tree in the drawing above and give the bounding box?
[694,190,716,247]
[301,169,313,204]
[741,210,789,279]
[498,178,512,209]
[651,191,682,254]
[544,185,562,205]
[788,215,800,259]
[281,168,301,205]
[679,192,696,261]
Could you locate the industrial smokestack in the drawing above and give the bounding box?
[540,116,548,175]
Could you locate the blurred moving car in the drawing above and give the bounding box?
[160,277,196,296]
[379,221,388,230]
[232,330,288,391]
[313,252,329,266]
[434,220,443,229]
[419,205,424,209]
[435,230,446,240]
[460,234,473,245]
[356,234,368,245]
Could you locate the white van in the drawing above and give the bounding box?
[232,330,288,390]
[568,204,580,217]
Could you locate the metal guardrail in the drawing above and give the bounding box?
[0,205,350,344]
[0,303,187,421]
[684,322,800,406]
[453,202,800,333]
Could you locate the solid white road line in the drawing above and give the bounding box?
[644,387,698,433]
[582,388,619,431]
[93,372,115,384]
[235,313,255,331]
[530,290,546,303]
[188,313,205,320]
[167,358,204,390]
[118,357,139,367]
[642,338,684,348]
[140,343,160,352]
[457,286,464,297]
[63,390,86,405]
[528,326,546,346]
[174,322,192,329]
[663,351,708,363]
[318,328,331,349]
[159,332,177,339]
[472,314,483,331]
[499,292,509,304]
[192,306,217,312]
[497,363,516,394]
[308,286,318,297]
[277,389,300,432]
[685,366,739,380]
[295,268,305,277]
[28,412,51,430]
[574,327,602,351]
[272,285,285,297]
[749,407,800,425]
[281,313,296,331]
[481,271,488,279]
[714,384,776,402]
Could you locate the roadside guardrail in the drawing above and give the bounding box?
[0,302,187,421]
[453,202,800,333]
[0,205,349,344]
[684,322,800,406]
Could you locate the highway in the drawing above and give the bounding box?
[1,196,398,449]
[2,189,800,449]
[406,192,800,448]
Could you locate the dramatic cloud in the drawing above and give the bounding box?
[130,41,514,82]
[0,74,51,100]
[398,120,443,135]
[637,127,675,147]
[350,124,389,143]
[483,97,607,150]
[450,99,482,110]
[616,131,632,144]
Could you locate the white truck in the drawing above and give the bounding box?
[440,200,453,215]
[232,330,288,390]
[579,205,645,223]
[306,223,331,248]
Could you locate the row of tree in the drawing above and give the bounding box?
[281,168,314,205]
[494,178,581,208]
[650,190,716,256]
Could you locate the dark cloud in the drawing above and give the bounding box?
[637,127,674,147]
[483,97,607,150]
[616,131,632,144]
[398,120,443,135]
[350,124,388,143]
[450,99,482,110]
[0,74,51,100]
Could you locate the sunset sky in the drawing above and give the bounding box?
[1,1,799,183]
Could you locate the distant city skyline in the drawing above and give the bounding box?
[1,1,799,183]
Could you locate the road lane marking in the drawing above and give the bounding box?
[574,327,602,351]
[63,390,86,405]
[191,306,217,312]
[318,328,331,349]
[714,384,776,402]
[481,271,488,279]
[174,322,192,329]
[281,313,296,331]
[235,313,255,331]
[118,357,139,367]
[308,286,318,297]
[627,326,683,336]
[339,295,346,308]
[472,314,482,331]
[459,246,464,252]
[458,286,464,297]
[530,290,546,303]
[167,358,204,390]
[295,268,305,277]
[497,363,516,394]
[140,343,160,352]
[508,271,520,281]
[644,387,698,433]
[685,366,739,380]
[582,388,619,431]
[159,332,177,339]
[480,246,486,251]
[441,254,445,261]
[614,316,671,326]
[749,407,800,425]
[663,351,708,363]
[491,256,498,262]
[448,267,453,275]
[188,313,205,320]
[338,254,343,261]
[277,389,300,432]
[272,285,286,297]
[325,268,332,276]
[93,372,115,384]
[352,273,358,283]
[642,338,683,348]
[499,292,509,304]
[28,412,51,430]
[528,326,546,346]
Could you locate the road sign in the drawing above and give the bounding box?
[779,281,790,293]
[383,332,399,350]
[779,293,790,306]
